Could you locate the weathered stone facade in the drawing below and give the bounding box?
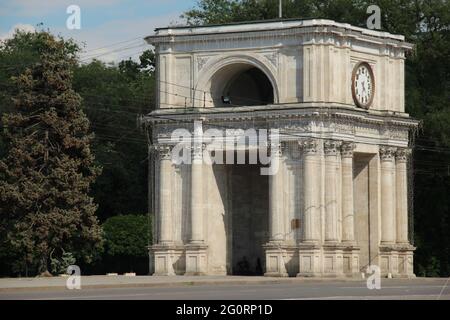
[144,19,418,278]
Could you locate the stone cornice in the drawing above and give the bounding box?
[145,105,420,129]
[146,19,412,52]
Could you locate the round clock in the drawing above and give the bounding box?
[352,62,375,109]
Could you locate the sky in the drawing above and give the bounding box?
[0,0,197,62]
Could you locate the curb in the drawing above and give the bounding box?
[0,277,367,293]
[1,277,443,293]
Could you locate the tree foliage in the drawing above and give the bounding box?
[103,215,150,257]
[101,215,151,274]
[73,53,155,222]
[0,31,103,275]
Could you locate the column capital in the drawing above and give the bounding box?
[269,141,283,158]
[299,139,318,155]
[341,142,356,158]
[324,140,342,156]
[380,146,397,162]
[152,144,173,160]
[190,143,207,160]
[271,141,292,158]
[396,148,411,163]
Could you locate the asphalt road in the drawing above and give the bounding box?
[1,279,449,300]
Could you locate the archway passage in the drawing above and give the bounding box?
[224,68,274,106]
[209,64,275,107]
[230,163,269,276]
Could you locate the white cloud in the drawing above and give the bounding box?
[0,23,36,41]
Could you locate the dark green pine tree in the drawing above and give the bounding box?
[0,31,103,275]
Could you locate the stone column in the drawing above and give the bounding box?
[395,148,415,278]
[264,142,289,277]
[322,140,344,277]
[297,139,321,277]
[396,148,410,244]
[324,141,340,243]
[269,142,284,242]
[152,144,176,276]
[159,145,174,245]
[190,143,204,244]
[380,146,399,277]
[302,139,320,243]
[341,142,356,243]
[380,147,397,244]
[340,142,359,277]
[185,122,208,276]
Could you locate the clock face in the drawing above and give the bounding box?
[352,62,375,109]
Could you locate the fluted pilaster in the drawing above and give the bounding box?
[341,142,356,243]
[380,146,397,244]
[301,139,320,243]
[155,144,174,245]
[324,140,341,243]
[269,142,284,242]
[190,142,205,244]
[396,148,410,244]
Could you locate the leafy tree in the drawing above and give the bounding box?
[50,249,76,275]
[102,215,151,274]
[183,0,450,276]
[0,31,103,276]
[73,53,155,221]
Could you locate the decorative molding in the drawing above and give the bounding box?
[285,141,302,161]
[263,52,278,67]
[190,143,207,159]
[269,142,283,158]
[341,142,356,158]
[300,139,318,155]
[324,140,342,156]
[197,56,209,71]
[396,148,411,163]
[380,146,397,161]
[152,144,173,160]
[148,21,412,54]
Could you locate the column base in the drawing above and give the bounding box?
[185,244,208,276]
[397,244,416,278]
[379,245,400,278]
[342,244,360,277]
[297,242,322,277]
[263,242,293,277]
[151,244,185,276]
[322,243,344,277]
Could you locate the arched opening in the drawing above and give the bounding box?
[209,64,275,107]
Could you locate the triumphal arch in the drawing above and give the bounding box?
[145,19,418,278]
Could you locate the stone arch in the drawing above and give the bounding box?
[194,54,279,108]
